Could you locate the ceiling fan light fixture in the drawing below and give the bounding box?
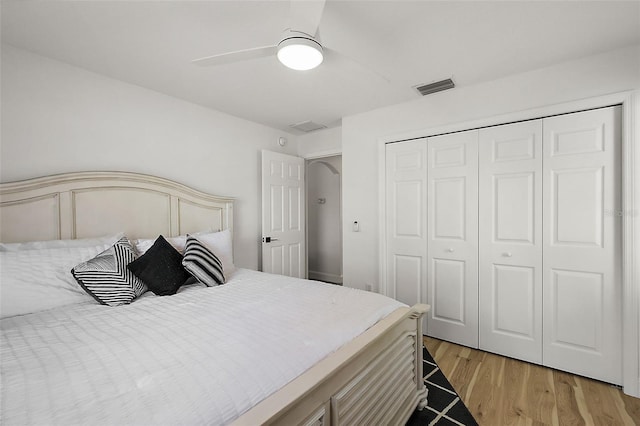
[277,36,323,71]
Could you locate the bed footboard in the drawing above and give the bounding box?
[232,303,430,426]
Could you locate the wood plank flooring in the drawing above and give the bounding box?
[424,337,640,425]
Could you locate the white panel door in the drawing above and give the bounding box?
[385,140,428,315]
[543,106,622,384]
[426,130,478,347]
[479,120,543,363]
[261,150,306,278]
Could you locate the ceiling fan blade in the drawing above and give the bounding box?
[289,0,326,37]
[192,45,277,67]
[324,47,391,83]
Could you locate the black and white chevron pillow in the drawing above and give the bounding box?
[182,235,225,286]
[72,237,146,306]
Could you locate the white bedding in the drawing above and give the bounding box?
[1,268,404,426]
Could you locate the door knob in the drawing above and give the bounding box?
[446,248,455,252]
[503,252,512,257]
[263,237,279,243]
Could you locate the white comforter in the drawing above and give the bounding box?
[1,269,404,426]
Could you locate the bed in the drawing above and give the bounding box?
[0,171,429,425]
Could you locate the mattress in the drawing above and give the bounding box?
[1,268,404,425]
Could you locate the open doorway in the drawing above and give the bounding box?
[306,155,342,284]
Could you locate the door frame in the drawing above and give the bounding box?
[377,90,640,397]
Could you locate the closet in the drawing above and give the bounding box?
[385,105,622,385]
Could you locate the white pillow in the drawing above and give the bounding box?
[133,235,186,256]
[0,243,112,318]
[133,230,235,273]
[0,233,124,252]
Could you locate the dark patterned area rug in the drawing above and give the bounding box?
[407,347,478,426]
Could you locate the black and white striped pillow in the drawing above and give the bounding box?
[182,235,225,286]
[71,237,146,306]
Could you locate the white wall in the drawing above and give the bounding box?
[297,126,342,159]
[342,44,640,292]
[0,45,298,270]
[307,156,342,283]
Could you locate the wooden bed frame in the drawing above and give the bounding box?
[0,171,429,425]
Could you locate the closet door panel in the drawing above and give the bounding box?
[393,254,423,306]
[431,258,465,323]
[433,177,466,239]
[479,120,543,363]
[552,167,603,246]
[494,172,535,243]
[492,265,536,335]
[427,130,478,348]
[543,106,622,385]
[385,140,428,314]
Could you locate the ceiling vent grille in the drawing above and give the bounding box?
[289,120,327,133]
[414,78,455,96]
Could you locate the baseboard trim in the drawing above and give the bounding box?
[309,270,343,284]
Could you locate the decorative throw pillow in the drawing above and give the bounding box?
[133,230,235,275]
[182,235,226,286]
[71,237,145,306]
[194,229,235,274]
[127,235,191,296]
[133,235,185,257]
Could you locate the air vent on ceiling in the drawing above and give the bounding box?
[289,120,327,133]
[414,78,455,96]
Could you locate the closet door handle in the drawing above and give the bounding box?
[446,248,455,253]
[503,252,513,257]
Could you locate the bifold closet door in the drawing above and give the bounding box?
[385,140,428,317]
[543,106,622,385]
[478,120,543,363]
[426,131,479,348]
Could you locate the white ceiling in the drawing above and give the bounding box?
[2,1,639,134]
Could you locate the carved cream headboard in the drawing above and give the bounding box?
[0,172,234,243]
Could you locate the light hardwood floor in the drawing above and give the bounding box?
[424,337,640,425]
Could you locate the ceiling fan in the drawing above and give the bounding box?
[192,0,330,71]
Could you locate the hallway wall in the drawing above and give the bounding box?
[307,156,342,283]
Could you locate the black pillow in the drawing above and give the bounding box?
[127,235,191,296]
